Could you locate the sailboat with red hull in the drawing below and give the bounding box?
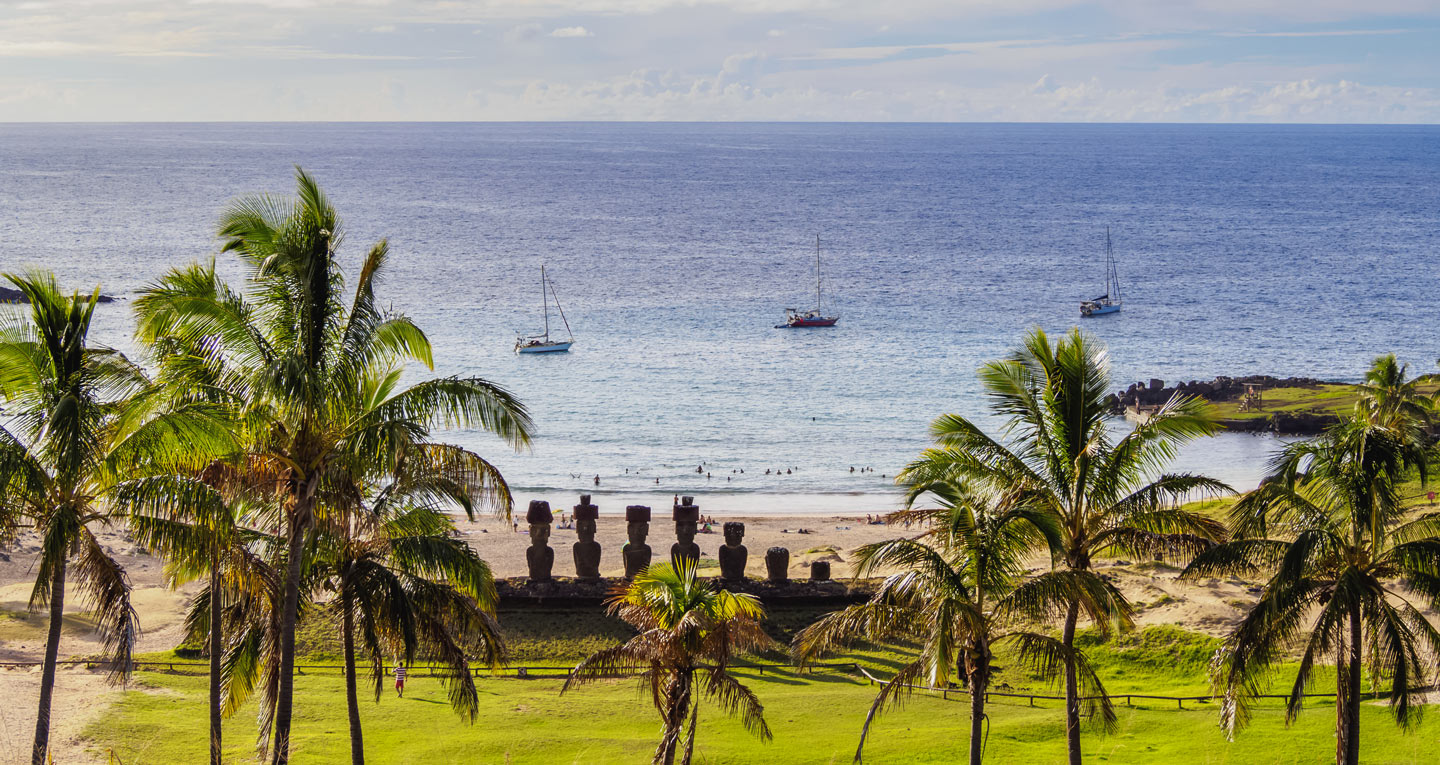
[777,234,839,329]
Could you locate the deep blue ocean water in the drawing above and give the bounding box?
[3,123,1438,513]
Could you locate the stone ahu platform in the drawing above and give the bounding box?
[494,577,876,610]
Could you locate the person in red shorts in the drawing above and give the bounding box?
[394,661,407,698]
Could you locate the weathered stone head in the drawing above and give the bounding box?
[525,500,555,582]
[810,560,831,581]
[572,496,601,580]
[574,497,599,543]
[718,522,748,581]
[527,500,553,543]
[765,546,790,583]
[526,500,553,525]
[626,505,651,544]
[623,505,654,579]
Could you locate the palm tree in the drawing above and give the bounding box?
[1183,420,1438,765]
[0,271,231,765]
[1355,353,1433,435]
[896,327,1229,765]
[133,168,533,763]
[793,479,1124,764]
[311,446,507,765]
[564,560,776,765]
[115,464,277,765]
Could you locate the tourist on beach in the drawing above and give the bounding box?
[594,474,600,486]
[394,661,407,698]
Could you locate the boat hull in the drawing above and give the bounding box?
[517,341,573,353]
[776,317,839,328]
[1080,303,1120,317]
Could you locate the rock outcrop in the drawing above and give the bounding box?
[0,285,115,304]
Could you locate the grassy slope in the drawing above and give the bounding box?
[1206,381,1439,423]
[90,627,1438,764]
[1208,383,1360,422]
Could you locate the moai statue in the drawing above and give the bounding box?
[572,494,601,580]
[526,500,554,582]
[622,505,653,578]
[765,547,790,583]
[810,560,831,582]
[671,498,701,569]
[718,522,748,581]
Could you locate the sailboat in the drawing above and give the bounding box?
[1080,227,1123,318]
[776,234,840,328]
[515,265,574,353]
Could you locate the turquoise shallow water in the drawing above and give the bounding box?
[3,123,1435,514]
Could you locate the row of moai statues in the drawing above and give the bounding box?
[523,495,831,583]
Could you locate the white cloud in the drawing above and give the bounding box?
[550,26,594,38]
[0,0,1438,120]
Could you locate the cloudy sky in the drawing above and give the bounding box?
[2,0,1437,121]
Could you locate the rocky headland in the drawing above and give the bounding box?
[1110,375,1345,434]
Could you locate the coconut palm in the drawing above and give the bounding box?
[132,168,533,763]
[310,445,507,765]
[896,327,1229,765]
[0,271,232,765]
[793,479,1125,764]
[1182,419,1438,765]
[564,560,776,765]
[1354,353,1433,437]
[114,463,277,765]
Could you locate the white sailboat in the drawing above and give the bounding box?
[515,265,574,353]
[1080,227,1122,318]
[776,234,840,328]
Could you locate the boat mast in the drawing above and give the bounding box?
[1103,227,1112,301]
[1105,227,1121,303]
[815,233,822,312]
[541,265,550,340]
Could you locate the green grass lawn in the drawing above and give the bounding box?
[1206,381,1440,423]
[88,663,1439,764]
[1208,383,1361,422]
[88,627,1438,764]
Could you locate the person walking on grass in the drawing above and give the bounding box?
[394,661,407,698]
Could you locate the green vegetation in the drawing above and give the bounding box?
[897,327,1227,765]
[794,478,1084,765]
[1207,379,1440,424]
[565,561,776,765]
[1209,383,1364,422]
[90,629,1440,765]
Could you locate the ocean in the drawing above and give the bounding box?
[3,122,1438,515]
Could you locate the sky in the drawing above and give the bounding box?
[1,0,1438,122]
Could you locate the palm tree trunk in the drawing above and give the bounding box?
[679,695,700,765]
[271,504,310,765]
[1062,600,1082,765]
[209,567,223,765]
[1337,603,1362,765]
[654,672,691,765]
[342,589,365,765]
[31,557,66,765]
[968,641,990,765]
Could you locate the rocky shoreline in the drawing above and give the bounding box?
[0,285,115,303]
[1110,375,1345,435]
